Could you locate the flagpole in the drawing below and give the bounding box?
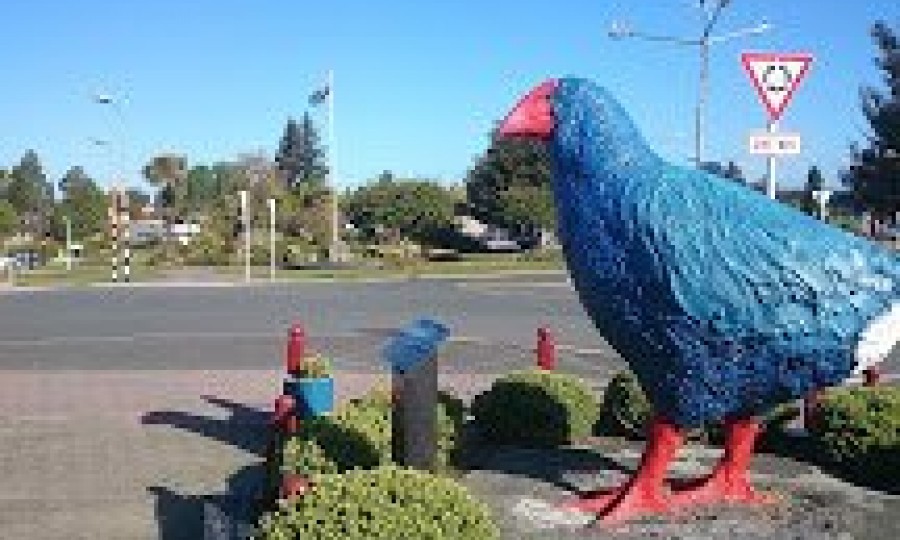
[327,69,339,262]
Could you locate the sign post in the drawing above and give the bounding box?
[741,52,813,199]
[382,318,449,472]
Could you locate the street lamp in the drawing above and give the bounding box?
[609,1,771,166]
[92,91,132,282]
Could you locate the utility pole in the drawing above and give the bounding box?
[327,69,340,263]
[609,1,770,167]
[239,190,249,282]
[64,216,72,271]
[268,197,276,280]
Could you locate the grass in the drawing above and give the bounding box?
[1,250,566,287]
[5,263,162,287]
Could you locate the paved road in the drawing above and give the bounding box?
[0,275,895,376]
[0,276,617,373]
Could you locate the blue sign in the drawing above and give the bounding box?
[382,318,449,373]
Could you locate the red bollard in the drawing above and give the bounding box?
[286,323,306,375]
[279,473,310,500]
[273,394,298,434]
[537,326,556,371]
[863,366,881,386]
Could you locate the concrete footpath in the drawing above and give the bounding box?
[1,366,898,539]
[0,369,500,540]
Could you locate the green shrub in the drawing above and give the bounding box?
[280,387,465,478]
[257,466,499,540]
[184,234,231,265]
[470,370,598,447]
[594,371,651,439]
[808,386,900,490]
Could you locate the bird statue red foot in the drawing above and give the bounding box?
[562,417,682,521]
[670,416,779,509]
[563,416,777,523]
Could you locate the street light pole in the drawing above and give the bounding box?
[327,69,340,263]
[268,197,276,280]
[697,39,710,166]
[609,1,770,166]
[239,190,250,282]
[64,216,72,271]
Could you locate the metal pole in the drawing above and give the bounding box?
[696,39,709,166]
[268,198,276,280]
[766,121,777,199]
[64,216,72,272]
[327,69,340,262]
[239,190,249,282]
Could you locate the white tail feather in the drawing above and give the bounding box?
[854,301,900,376]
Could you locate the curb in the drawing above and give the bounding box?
[0,270,569,293]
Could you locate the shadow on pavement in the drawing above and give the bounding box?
[141,395,269,457]
[144,396,272,539]
[149,464,265,540]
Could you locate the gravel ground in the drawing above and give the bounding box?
[462,441,899,540]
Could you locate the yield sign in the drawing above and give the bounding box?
[741,52,813,122]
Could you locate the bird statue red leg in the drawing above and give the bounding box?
[562,416,684,522]
[671,415,778,508]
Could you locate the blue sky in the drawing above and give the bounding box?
[0,1,896,193]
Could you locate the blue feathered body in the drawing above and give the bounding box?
[550,78,899,427]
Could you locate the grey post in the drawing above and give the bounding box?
[382,318,448,472]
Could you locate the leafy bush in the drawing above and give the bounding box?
[289,354,332,378]
[808,385,900,491]
[280,387,465,478]
[470,370,598,447]
[183,234,231,265]
[595,371,651,439]
[593,371,801,444]
[257,466,499,540]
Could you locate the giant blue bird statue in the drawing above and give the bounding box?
[497,78,899,523]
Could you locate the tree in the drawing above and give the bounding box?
[143,154,188,259]
[275,112,328,189]
[342,175,456,245]
[0,168,10,200]
[465,135,554,236]
[700,160,745,183]
[0,200,18,239]
[143,154,188,217]
[55,167,106,241]
[8,150,50,217]
[842,21,900,222]
[185,165,219,215]
[802,165,826,216]
[8,150,53,261]
[126,188,152,219]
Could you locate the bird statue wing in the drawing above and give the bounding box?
[638,165,898,352]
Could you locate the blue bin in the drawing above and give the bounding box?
[283,377,334,417]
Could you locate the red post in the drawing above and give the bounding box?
[863,366,881,387]
[537,326,556,371]
[280,473,310,500]
[273,394,298,434]
[286,323,305,375]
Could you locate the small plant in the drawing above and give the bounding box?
[594,370,652,440]
[291,354,332,379]
[279,386,465,477]
[470,370,599,448]
[258,466,499,540]
[808,385,900,492]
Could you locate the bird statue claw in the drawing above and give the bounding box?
[562,483,675,523]
[671,473,780,508]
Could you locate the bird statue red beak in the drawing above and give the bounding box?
[497,79,557,139]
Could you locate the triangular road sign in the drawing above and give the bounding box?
[741,52,813,122]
